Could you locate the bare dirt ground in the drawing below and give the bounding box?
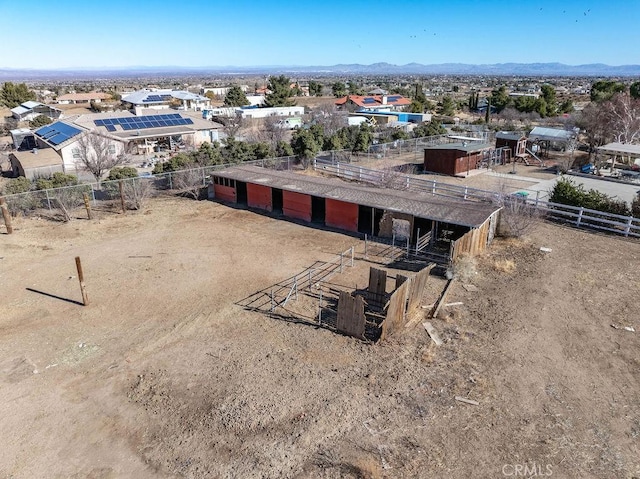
[1,197,639,478]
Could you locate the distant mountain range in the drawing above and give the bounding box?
[1,62,639,79]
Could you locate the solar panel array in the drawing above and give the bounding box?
[362,98,377,104]
[94,114,194,132]
[142,94,173,103]
[35,122,83,146]
[387,95,402,102]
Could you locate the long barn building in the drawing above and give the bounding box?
[210,165,501,257]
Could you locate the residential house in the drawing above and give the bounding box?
[122,89,211,115]
[57,92,111,104]
[335,95,411,112]
[11,101,63,122]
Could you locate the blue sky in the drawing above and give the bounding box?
[1,0,638,68]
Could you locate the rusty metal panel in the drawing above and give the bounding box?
[247,183,272,211]
[282,190,312,222]
[380,280,410,341]
[214,184,237,203]
[325,198,358,232]
[336,291,366,339]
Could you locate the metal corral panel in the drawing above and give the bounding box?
[326,198,358,232]
[247,183,272,211]
[214,184,236,203]
[283,190,311,222]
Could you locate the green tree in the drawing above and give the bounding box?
[590,80,626,103]
[0,82,36,108]
[540,85,558,117]
[630,82,640,100]
[489,86,511,113]
[332,82,347,97]
[347,81,363,95]
[559,99,574,114]
[28,115,52,128]
[412,121,447,138]
[291,128,320,165]
[264,75,295,107]
[438,96,455,116]
[223,86,249,107]
[308,81,323,97]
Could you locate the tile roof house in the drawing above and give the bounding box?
[57,92,111,104]
[335,94,411,111]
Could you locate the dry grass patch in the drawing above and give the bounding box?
[493,258,516,273]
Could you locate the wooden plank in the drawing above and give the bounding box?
[336,291,366,339]
[380,280,410,341]
[395,274,409,289]
[407,264,433,314]
[455,396,479,406]
[422,321,443,346]
[368,267,387,307]
[431,278,455,318]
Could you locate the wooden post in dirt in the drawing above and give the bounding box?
[0,197,13,234]
[118,180,126,214]
[75,256,89,306]
[82,192,92,220]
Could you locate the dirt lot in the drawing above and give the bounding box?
[1,197,639,478]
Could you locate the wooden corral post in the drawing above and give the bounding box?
[364,234,368,258]
[75,256,89,306]
[0,197,13,234]
[118,180,126,213]
[82,192,92,220]
[350,246,354,266]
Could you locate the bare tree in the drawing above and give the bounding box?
[76,132,124,182]
[310,104,347,136]
[605,93,640,145]
[260,115,288,149]
[171,165,206,200]
[494,194,540,238]
[219,112,245,138]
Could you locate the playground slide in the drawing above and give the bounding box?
[526,148,545,166]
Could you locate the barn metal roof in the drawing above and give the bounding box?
[424,142,492,153]
[212,165,499,228]
[529,127,576,142]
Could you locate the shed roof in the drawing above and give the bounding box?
[529,126,576,142]
[213,165,499,228]
[597,142,640,157]
[9,148,63,169]
[11,106,30,115]
[496,131,526,141]
[424,142,492,153]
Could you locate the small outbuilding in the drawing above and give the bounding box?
[9,148,64,179]
[424,142,493,176]
[495,131,527,159]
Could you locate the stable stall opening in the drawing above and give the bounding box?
[358,205,374,236]
[236,181,247,205]
[272,188,283,214]
[311,196,325,224]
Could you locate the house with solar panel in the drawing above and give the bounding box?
[121,89,210,115]
[33,111,221,174]
[11,101,63,122]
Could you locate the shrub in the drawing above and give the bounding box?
[550,177,631,216]
[3,176,32,195]
[107,166,138,180]
[34,172,78,190]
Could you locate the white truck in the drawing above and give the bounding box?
[275,117,302,129]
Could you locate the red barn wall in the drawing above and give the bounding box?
[214,184,236,203]
[283,190,312,222]
[247,183,272,211]
[325,199,358,232]
[424,149,485,176]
